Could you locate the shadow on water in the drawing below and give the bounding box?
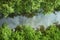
[0,11,60,29]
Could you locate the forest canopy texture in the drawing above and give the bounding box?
[0,0,60,40]
[0,24,60,40]
[0,0,60,17]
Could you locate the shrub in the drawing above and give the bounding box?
[0,24,60,40]
[0,23,12,40]
[42,25,60,40]
[0,0,60,17]
[15,25,42,40]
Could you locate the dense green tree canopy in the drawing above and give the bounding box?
[0,0,60,17]
[0,24,60,40]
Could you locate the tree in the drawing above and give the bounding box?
[0,0,60,17]
[0,23,12,40]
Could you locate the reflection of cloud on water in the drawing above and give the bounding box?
[0,11,60,29]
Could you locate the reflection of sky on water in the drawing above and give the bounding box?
[56,12,60,24]
[0,11,60,29]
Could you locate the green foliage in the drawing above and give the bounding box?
[22,25,42,40]
[11,31,24,40]
[42,25,60,40]
[0,23,12,40]
[0,24,60,40]
[0,0,60,17]
[15,25,42,40]
[40,0,60,14]
[0,0,15,17]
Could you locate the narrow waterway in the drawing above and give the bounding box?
[0,11,60,29]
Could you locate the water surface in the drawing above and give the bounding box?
[0,11,60,29]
